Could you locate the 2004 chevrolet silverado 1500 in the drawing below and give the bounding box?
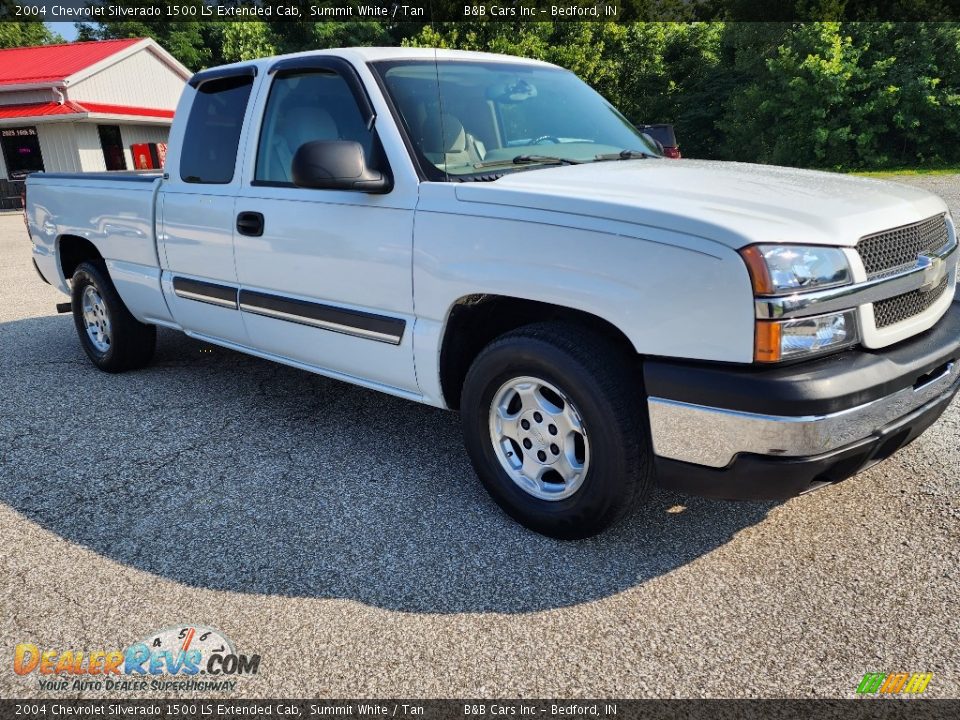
[25,48,960,538]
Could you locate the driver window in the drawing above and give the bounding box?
[255,70,374,185]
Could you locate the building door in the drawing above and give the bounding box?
[97,125,128,171]
[0,127,44,179]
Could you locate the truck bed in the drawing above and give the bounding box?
[26,171,168,324]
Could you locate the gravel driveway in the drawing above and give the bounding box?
[1,173,958,699]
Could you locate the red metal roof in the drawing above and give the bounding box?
[0,39,143,87]
[80,102,174,119]
[0,101,84,120]
[0,101,173,121]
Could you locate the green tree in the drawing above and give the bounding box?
[69,18,960,170]
[614,22,724,157]
[403,21,724,157]
[78,19,412,69]
[721,22,861,166]
[719,22,960,168]
[846,22,960,166]
[403,22,625,98]
[0,21,62,48]
[77,19,212,70]
[212,21,277,64]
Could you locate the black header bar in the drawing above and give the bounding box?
[3,0,960,22]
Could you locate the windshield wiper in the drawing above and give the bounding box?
[593,149,656,161]
[474,154,582,169]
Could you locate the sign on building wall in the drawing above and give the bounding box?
[1,127,44,179]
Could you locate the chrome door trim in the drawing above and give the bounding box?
[172,277,239,309]
[238,289,405,345]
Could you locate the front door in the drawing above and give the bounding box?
[232,59,418,395]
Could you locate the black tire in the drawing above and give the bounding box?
[460,322,652,539]
[71,260,156,373]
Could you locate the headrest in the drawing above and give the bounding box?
[421,114,467,154]
[280,106,338,149]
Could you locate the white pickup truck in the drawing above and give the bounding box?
[26,47,960,538]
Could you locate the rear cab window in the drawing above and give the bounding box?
[180,75,255,184]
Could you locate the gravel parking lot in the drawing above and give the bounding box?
[1,173,959,699]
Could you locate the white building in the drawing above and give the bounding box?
[0,38,190,182]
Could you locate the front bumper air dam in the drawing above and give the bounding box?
[645,300,960,500]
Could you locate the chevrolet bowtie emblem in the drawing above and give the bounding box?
[917,253,947,293]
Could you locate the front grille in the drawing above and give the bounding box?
[857,214,949,279]
[873,276,949,328]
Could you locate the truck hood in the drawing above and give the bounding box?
[454,159,950,249]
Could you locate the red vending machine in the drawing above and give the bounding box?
[131,143,165,169]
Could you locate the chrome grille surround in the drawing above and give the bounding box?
[754,242,957,321]
[857,213,950,280]
[874,276,950,329]
[753,213,956,352]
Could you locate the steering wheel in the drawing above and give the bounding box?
[532,135,560,145]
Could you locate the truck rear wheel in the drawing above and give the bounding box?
[71,261,156,373]
[460,322,652,539]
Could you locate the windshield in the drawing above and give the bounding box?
[373,60,660,179]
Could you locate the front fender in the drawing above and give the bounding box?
[413,207,755,365]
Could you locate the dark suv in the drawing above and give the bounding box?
[638,123,681,158]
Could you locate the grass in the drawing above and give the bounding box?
[849,166,960,178]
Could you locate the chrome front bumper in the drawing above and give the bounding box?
[648,358,959,469]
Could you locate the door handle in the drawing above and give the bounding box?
[236,211,264,237]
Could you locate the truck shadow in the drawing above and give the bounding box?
[1,316,780,614]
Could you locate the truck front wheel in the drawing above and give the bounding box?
[71,261,156,373]
[460,322,652,539]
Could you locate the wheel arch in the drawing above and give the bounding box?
[57,234,105,282]
[438,294,640,410]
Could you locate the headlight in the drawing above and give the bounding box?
[741,245,852,295]
[756,309,859,362]
[742,244,858,362]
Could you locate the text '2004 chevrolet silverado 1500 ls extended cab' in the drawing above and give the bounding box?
[26,48,960,538]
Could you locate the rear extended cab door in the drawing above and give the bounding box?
[157,66,259,345]
[228,53,422,399]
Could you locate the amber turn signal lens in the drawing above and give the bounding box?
[755,321,782,363]
[740,246,776,295]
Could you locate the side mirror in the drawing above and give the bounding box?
[291,140,391,193]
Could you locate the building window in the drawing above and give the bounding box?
[1,126,44,179]
[98,125,128,171]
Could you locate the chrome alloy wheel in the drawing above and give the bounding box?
[81,285,111,353]
[488,376,590,501]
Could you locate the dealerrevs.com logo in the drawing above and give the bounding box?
[13,625,261,693]
[856,672,933,696]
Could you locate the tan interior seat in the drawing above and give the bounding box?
[420,113,484,171]
[268,107,339,183]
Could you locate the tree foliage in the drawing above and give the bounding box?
[406,20,960,169]
[77,19,215,70]
[77,19,419,69]
[717,22,960,167]
[6,19,957,169]
[0,21,61,49]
